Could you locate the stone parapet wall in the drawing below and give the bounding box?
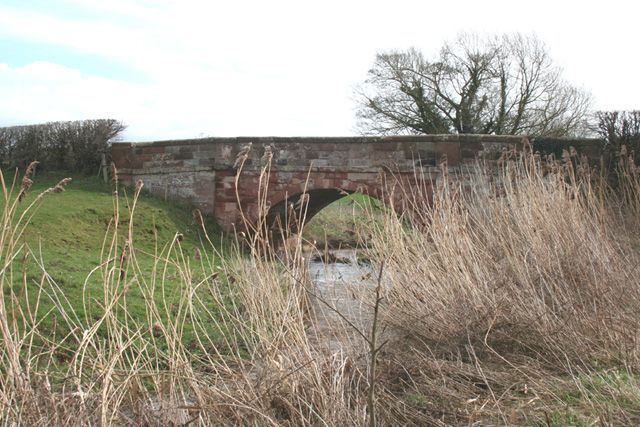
[111,135,603,231]
[113,134,528,173]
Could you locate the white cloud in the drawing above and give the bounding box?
[0,60,357,140]
[0,0,639,139]
[0,62,145,129]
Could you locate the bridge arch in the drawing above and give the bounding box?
[263,186,386,236]
[239,169,387,235]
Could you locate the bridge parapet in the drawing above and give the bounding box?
[111,135,601,232]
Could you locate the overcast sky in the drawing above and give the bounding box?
[0,0,638,141]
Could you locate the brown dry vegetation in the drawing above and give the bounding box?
[1,147,640,426]
[361,148,640,425]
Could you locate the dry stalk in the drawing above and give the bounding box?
[2,146,640,425]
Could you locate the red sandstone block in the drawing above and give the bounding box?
[142,146,166,154]
[239,190,260,199]
[304,150,319,159]
[459,142,483,159]
[215,170,234,178]
[435,142,461,165]
[220,175,236,184]
[111,155,131,170]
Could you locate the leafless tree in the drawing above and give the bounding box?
[356,34,592,137]
[592,110,640,149]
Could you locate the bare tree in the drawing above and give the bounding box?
[592,110,640,149]
[356,34,592,137]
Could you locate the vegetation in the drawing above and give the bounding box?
[356,33,592,137]
[8,169,231,340]
[0,119,126,173]
[360,146,640,424]
[1,145,640,425]
[592,110,640,150]
[302,192,382,248]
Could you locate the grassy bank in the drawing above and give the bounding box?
[0,169,238,374]
[303,192,383,248]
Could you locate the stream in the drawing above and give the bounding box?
[306,249,377,353]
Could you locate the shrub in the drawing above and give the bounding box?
[0,119,126,173]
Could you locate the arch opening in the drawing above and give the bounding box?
[266,188,352,235]
[266,188,384,248]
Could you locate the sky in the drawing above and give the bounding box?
[0,0,638,141]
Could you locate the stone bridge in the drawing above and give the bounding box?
[111,135,597,233]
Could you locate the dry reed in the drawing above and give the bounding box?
[1,147,640,425]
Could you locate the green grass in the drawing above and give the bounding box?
[551,370,640,424]
[303,192,383,247]
[530,412,585,427]
[0,171,231,354]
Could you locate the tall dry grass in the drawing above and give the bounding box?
[1,145,640,426]
[0,160,370,426]
[362,146,640,424]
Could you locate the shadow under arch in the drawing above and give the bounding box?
[266,188,356,237]
[265,186,393,239]
[261,170,429,244]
